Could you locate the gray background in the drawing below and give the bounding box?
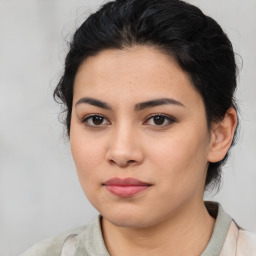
[0,0,255,255]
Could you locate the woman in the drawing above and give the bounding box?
[22,0,256,255]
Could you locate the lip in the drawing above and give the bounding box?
[103,177,152,197]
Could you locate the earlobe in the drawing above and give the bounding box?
[207,107,237,163]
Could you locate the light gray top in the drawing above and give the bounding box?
[21,201,238,256]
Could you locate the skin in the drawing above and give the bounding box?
[70,46,237,256]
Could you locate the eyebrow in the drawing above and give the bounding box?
[75,97,112,110]
[135,98,185,111]
[75,97,184,111]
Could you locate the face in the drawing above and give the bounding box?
[70,46,213,228]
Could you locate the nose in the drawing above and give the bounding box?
[105,124,144,168]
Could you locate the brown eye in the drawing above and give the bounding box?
[82,115,110,127]
[144,114,175,126]
[153,116,165,125]
[91,116,104,125]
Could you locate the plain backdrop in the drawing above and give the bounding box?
[0,0,255,255]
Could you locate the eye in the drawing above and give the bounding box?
[82,114,110,127]
[144,114,175,126]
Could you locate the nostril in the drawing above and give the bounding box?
[109,160,116,165]
[128,160,136,164]
[108,159,137,167]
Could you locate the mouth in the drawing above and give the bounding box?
[103,177,152,197]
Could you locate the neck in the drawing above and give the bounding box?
[102,200,215,256]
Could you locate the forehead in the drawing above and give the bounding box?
[73,46,202,108]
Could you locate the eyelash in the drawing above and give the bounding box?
[144,114,176,127]
[82,114,110,127]
[81,114,176,128]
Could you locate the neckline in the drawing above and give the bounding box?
[75,201,232,256]
[201,201,232,256]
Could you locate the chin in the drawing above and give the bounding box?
[105,216,149,228]
[101,208,161,229]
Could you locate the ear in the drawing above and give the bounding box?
[207,107,238,163]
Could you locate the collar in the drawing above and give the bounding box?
[74,201,232,256]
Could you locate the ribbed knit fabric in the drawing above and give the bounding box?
[201,202,232,256]
[21,201,256,256]
[74,216,109,256]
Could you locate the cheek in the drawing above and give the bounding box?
[70,128,106,180]
[149,128,209,187]
[70,133,106,204]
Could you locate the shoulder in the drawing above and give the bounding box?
[21,225,87,256]
[221,221,256,256]
[21,216,108,256]
[237,229,256,255]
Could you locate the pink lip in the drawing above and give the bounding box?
[104,177,151,197]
